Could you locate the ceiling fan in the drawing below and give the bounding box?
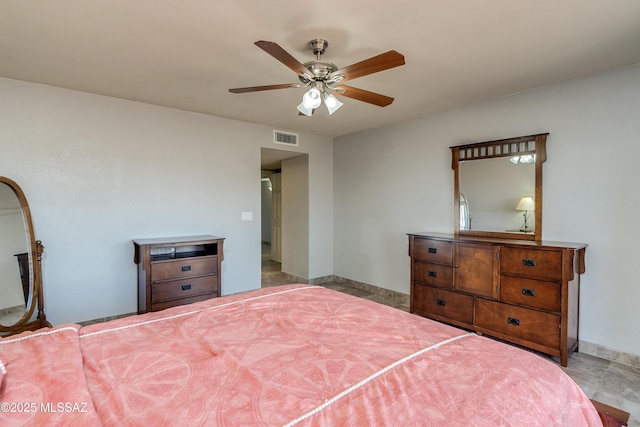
[229,39,405,116]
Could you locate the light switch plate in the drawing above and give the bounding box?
[241,211,253,221]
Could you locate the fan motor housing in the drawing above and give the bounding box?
[301,61,338,82]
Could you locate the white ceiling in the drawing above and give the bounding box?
[1,1,640,139]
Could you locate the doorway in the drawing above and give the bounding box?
[260,170,282,287]
[260,147,309,287]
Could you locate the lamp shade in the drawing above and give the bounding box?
[509,155,535,164]
[516,197,535,211]
[296,101,313,116]
[324,93,343,115]
[302,87,322,109]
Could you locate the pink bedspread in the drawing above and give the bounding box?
[0,326,102,426]
[1,284,601,426]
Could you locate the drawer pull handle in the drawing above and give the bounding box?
[507,317,520,326]
[181,284,192,291]
[522,259,536,267]
[428,247,437,254]
[522,288,536,297]
[428,271,437,278]
[181,265,192,272]
[436,299,446,306]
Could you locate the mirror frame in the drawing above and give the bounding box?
[0,176,50,335]
[451,133,548,242]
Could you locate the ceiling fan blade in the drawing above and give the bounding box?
[229,83,301,93]
[333,85,395,107]
[254,40,313,80]
[329,50,405,83]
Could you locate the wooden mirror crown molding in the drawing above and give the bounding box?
[451,133,548,242]
[0,176,50,336]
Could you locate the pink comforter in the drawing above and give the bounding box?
[1,284,601,426]
[0,326,102,426]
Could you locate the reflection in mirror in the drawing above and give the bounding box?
[0,177,50,335]
[451,133,547,242]
[459,194,470,230]
[515,196,535,232]
[459,157,535,232]
[0,183,29,326]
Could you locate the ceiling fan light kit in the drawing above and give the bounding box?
[296,102,312,116]
[302,87,322,109]
[229,38,405,117]
[323,93,343,115]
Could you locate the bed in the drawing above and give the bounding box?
[0,284,601,426]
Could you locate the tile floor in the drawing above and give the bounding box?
[0,305,26,327]
[262,248,639,426]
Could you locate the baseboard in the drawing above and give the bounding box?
[300,274,410,301]
[308,274,337,285]
[77,312,136,327]
[281,273,338,286]
[579,340,640,369]
[281,272,312,284]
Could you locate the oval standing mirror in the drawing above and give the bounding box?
[0,177,50,336]
[451,133,547,242]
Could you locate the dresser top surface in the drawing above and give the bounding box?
[408,231,587,250]
[133,235,225,246]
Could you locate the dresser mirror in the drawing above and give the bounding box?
[0,176,50,336]
[451,133,547,242]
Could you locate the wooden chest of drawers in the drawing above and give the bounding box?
[133,235,224,313]
[409,232,586,366]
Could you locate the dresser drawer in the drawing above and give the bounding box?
[500,247,561,281]
[500,275,560,312]
[151,293,216,312]
[413,284,473,325]
[151,275,218,303]
[414,261,453,289]
[151,256,218,281]
[413,238,453,265]
[475,299,560,349]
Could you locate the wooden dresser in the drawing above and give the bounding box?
[133,235,224,313]
[408,232,586,366]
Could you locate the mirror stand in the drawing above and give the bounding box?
[32,239,51,330]
[0,177,51,336]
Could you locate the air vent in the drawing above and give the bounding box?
[274,130,299,146]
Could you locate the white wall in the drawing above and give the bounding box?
[0,77,333,325]
[281,155,309,278]
[334,64,640,358]
[308,139,334,279]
